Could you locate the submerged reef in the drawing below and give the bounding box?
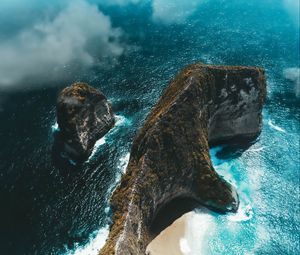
[100,63,266,254]
[54,82,115,165]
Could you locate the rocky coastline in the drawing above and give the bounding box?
[100,63,266,255]
[54,82,115,165]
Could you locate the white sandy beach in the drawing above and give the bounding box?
[146,210,215,255]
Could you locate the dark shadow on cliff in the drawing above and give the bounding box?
[211,140,258,160]
[149,197,200,237]
[51,130,83,172]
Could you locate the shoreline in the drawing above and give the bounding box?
[147,209,214,255]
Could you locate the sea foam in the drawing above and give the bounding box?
[268,120,286,133]
[63,226,109,255]
[117,152,130,174]
[185,210,216,255]
[64,151,131,255]
[227,203,253,222]
[51,122,60,133]
[87,114,131,161]
[89,137,106,159]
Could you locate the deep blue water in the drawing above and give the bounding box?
[0,0,299,254]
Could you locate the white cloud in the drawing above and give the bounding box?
[94,0,204,24]
[283,0,300,26]
[94,0,141,5]
[0,0,124,88]
[152,0,204,24]
[283,67,300,97]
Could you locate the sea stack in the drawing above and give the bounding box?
[55,82,115,164]
[100,63,266,254]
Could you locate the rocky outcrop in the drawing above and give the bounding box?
[100,63,266,254]
[55,82,115,164]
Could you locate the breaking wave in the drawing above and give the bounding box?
[62,226,109,255]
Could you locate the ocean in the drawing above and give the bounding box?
[0,0,299,254]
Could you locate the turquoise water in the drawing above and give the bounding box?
[0,0,299,254]
[208,111,300,254]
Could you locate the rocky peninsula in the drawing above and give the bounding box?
[100,63,266,254]
[55,82,115,164]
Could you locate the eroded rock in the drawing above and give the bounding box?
[100,63,266,254]
[55,82,115,164]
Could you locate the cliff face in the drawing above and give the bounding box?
[100,64,266,254]
[55,82,115,164]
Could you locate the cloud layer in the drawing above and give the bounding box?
[283,68,300,97]
[152,0,204,24]
[283,0,300,26]
[0,0,124,88]
[95,0,141,5]
[1,0,298,89]
[94,0,204,24]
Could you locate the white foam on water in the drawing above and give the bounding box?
[248,146,266,152]
[204,145,261,253]
[104,206,110,214]
[240,149,272,253]
[117,152,130,174]
[248,225,271,255]
[63,225,109,255]
[115,114,132,127]
[104,151,131,204]
[184,211,216,255]
[227,204,253,222]
[89,137,106,159]
[62,151,131,255]
[214,161,238,189]
[51,122,60,133]
[53,115,132,162]
[87,115,131,161]
[268,120,286,133]
[212,153,254,223]
[64,116,132,255]
[64,153,131,255]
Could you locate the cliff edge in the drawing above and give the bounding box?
[100,63,266,254]
[55,82,115,164]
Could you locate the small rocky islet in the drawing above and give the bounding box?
[54,63,266,254]
[54,82,115,165]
